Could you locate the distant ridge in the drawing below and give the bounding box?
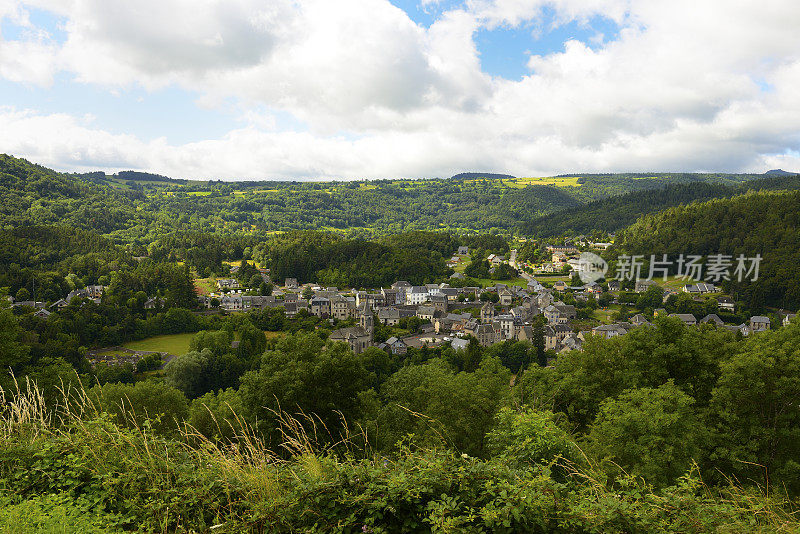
[450,172,515,180]
[117,170,187,183]
[764,169,796,176]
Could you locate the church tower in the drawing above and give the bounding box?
[359,304,374,340]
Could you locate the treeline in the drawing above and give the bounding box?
[0,226,135,302]
[566,172,766,201]
[254,231,458,287]
[618,190,800,310]
[522,174,800,236]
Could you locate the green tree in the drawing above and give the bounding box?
[187,387,246,442]
[486,407,580,478]
[165,350,209,398]
[376,357,510,456]
[588,381,703,487]
[636,284,664,310]
[709,321,800,492]
[0,309,31,380]
[237,322,267,362]
[189,330,233,356]
[15,287,29,302]
[238,332,370,447]
[88,380,189,436]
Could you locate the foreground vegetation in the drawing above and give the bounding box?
[2,378,798,533]
[2,316,800,531]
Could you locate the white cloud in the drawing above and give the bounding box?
[0,0,799,177]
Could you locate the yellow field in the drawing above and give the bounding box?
[232,189,280,195]
[503,176,582,187]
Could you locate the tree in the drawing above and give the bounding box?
[709,321,800,492]
[88,380,189,436]
[492,263,518,280]
[15,287,29,302]
[165,350,209,398]
[376,357,510,456]
[165,348,245,399]
[187,388,246,442]
[465,259,490,279]
[237,322,267,362]
[359,346,399,389]
[589,381,703,487]
[136,353,162,373]
[0,309,31,379]
[189,330,233,356]
[486,407,580,477]
[238,332,371,447]
[636,285,664,310]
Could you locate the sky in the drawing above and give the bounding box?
[0,0,799,180]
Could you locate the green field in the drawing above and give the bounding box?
[471,277,530,288]
[194,277,216,295]
[503,176,582,188]
[123,333,195,355]
[592,305,621,324]
[264,331,286,340]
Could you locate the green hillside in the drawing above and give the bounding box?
[522,174,800,236]
[618,190,800,310]
[0,154,780,239]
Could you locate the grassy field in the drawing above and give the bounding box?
[592,305,621,324]
[502,176,582,188]
[194,277,216,295]
[532,274,572,283]
[661,275,691,291]
[452,256,470,273]
[123,333,195,355]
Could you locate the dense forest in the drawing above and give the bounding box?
[522,175,800,236]
[253,231,459,287]
[618,190,800,310]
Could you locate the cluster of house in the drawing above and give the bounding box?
[8,284,107,319]
[201,275,595,357]
[591,310,794,339]
[323,279,592,356]
[278,273,797,357]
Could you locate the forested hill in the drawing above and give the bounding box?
[617,190,800,310]
[0,153,785,239]
[450,172,515,180]
[0,154,147,236]
[522,174,800,237]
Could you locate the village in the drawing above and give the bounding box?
[192,244,797,358]
[7,241,796,364]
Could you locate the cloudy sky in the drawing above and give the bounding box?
[1,0,799,180]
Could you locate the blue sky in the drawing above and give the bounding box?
[0,0,798,179]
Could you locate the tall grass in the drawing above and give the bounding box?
[2,379,799,533]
